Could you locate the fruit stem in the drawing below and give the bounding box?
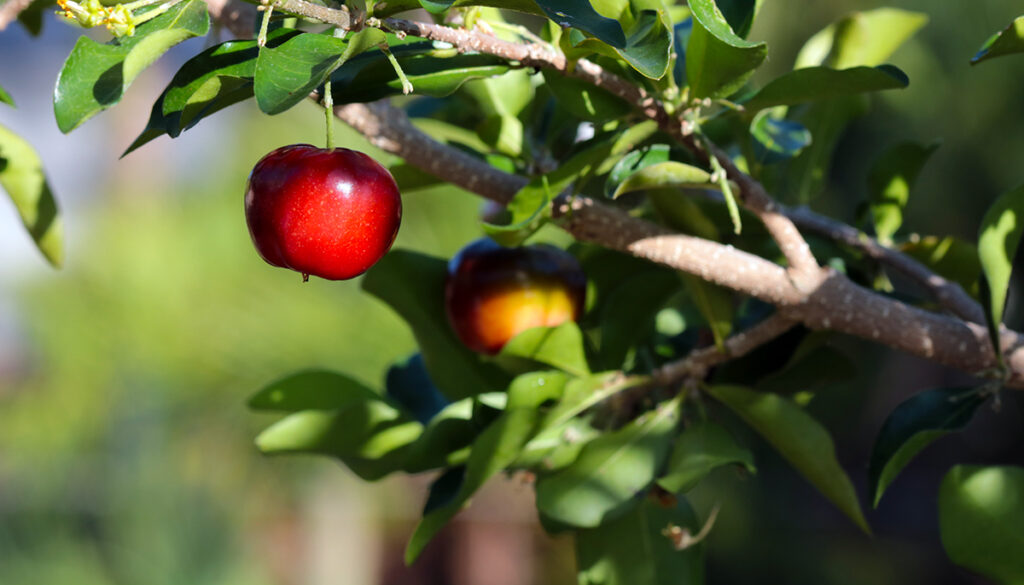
[323,81,335,149]
[257,0,276,47]
[379,43,413,94]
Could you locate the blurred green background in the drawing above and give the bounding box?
[2,1,1024,584]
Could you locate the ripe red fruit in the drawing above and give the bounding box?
[445,239,587,354]
[245,144,402,281]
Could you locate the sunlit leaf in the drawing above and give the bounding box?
[939,465,1024,584]
[868,387,988,507]
[977,183,1024,357]
[658,420,755,493]
[535,398,680,527]
[866,141,938,244]
[794,8,927,70]
[0,124,63,267]
[54,0,210,133]
[576,496,705,585]
[0,84,13,107]
[971,16,1024,65]
[707,385,870,533]
[749,110,812,164]
[685,0,767,98]
[406,407,538,563]
[743,65,908,113]
[248,369,380,411]
[499,323,591,377]
[612,161,717,198]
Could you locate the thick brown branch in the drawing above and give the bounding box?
[204,0,1024,387]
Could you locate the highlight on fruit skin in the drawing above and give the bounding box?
[244,144,402,281]
[444,238,587,355]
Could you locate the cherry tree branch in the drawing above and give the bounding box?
[203,0,1024,387]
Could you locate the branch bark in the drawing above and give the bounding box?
[204,0,1024,387]
[0,0,35,30]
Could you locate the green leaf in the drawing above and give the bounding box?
[406,407,538,563]
[327,44,511,103]
[534,0,626,48]
[124,29,303,156]
[867,141,938,244]
[507,370,571,409]
[972,16,1024,65]
[535,398,680,527]
[658,420,754,493]
[542,70,632,122]
[248,369,380,411]
[899,235,980,296]
[0,84,13,107]
[977,183,1024,357]
[707,385,870,533]
[794,8,928,70]
[462,68,534,118]
[254,29,385,115]
[682,275,732,351]
[0,124,63,267]
[685,0,767,99]
[612,161,716,198]
[749,110,812,165]
[477,114,524,157]
[389,162,443,192]
[597,268,680,369]
[412,117,494,154]
[362,249,510,400]
[714,0,760,39]
[255,399,423,481]
[743,65,909,114]
[402,398,478,472]
[869,387,988,508]
[604,144,671,198]
[517,417,599,472]
[939,465,1024,584]
[565,9,674,79]
[576,496,705,585]
[542,372,646,430]
[499,323,591,377]
[53,0,210,133]
[755,344,857,395]
[418,0,454,13]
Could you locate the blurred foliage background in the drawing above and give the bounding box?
[1,1,1024,584]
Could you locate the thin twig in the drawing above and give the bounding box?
[0,0,35,30]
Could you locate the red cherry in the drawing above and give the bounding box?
[445,239,587,354]
[245,144,402,281]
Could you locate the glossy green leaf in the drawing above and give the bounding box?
[869,387,988,508]
[385,354,450,424]
[867,141,938,244]
[516,417,599,472]
[900,235,980,296]
[612,161,717,198]
[794,8,927,70]
[715,0,761,39]
[707,385,870,533]
[939,465,1024,584]
[978,183,1024,356]
[254,29,385,115]
[124,29,303,156]
[535,398,680,527]
[418,0,454,13]
[500,323,591,377]
[658,420,754,493]
[507,371,571,409]
[0,124,63,267]
[576,496,705,585]
[604,144,671,198]
[0,84,13,107]
[362,249,510,400]
[534,0,626,48]
[749,110,812,165]
[255,399,423,480]
[782,8,925,202]
[743,65,909,113]
[685,0,767,99]
[564,9,673,79]
[542,70,632,122]
[248,369,380,411]
[972,17,1024,65]
[597,269,681,369]
[53,0,210,133]
[462,68,535,118]
[542,372,647,431]
[406,407,538,563]
[402,398,478,472]
[682,275,732,351]
[477,114,524,157]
